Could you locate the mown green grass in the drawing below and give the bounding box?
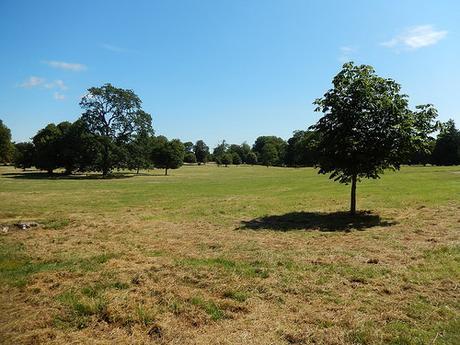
[0,165,458,225]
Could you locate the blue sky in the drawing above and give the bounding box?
[1,0,459,147]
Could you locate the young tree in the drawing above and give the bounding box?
[221,153,233,167]
[194,140,209,165]
[80,83,153,176]
[152,138,185,175]
[311,62,438,214]
[431,119,460,166]
[13,142,35,170]
[0,120,14,164]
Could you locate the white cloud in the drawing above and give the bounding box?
[339,46,357,63]
[101,43,137,53]
[382,25,447,50]
[44,79,68,90]
[44,60,87,71]
[53,92,66,100]
[19,76,45,88]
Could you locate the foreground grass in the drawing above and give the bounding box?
[0,165,459,344]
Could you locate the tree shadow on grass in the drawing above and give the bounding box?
[240,211,397,232]
[1,172,135,180]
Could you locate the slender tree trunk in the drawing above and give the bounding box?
[164,168,168,176]
[350,174,357,215]
[136,167,140,174]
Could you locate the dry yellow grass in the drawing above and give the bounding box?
[0,165,459,344]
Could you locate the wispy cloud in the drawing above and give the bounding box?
[102,43,137,54]
[18,76,68,100]
[44,79,67,90]
[19,76,45,88]
[44,60,87,71]
[53,92,66,100]
[382,25,447,50]
[339,46,357,63]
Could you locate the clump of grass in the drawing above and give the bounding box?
[223,290,248,302]
[190,296,225,320]
[42,218,71,230]
[135,304,157,326]
[178,256,269,278]
[55,290,109,329]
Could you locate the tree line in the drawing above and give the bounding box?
[2,112,459,175]
[1,62,459,213]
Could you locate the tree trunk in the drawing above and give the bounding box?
[164,168,168,176]
[350,174,357,215]
[136,167,140,174]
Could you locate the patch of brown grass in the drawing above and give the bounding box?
[0,204,459,344]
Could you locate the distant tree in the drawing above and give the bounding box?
[60,119,101,174]
[0,120,14,164]
[213,140,228,162]
[152,137,185,175]
[184,152,197,163]
[260,143,278,167]
[231,152,242,165]
[431,119,460,166]
[246,151,258,165]
[32,123,63,173]
[127,132,154,173]
[184,141,194,153]
[239,143,252,163]
[311,62,438,214]
[253,136,286,166]
[13,142,35,170]
[194,140,209,165]
[227,143,251,164]
[407,137,435,165]
[285,130,319,167]
[221,153,233,167]
[80,83,153,176]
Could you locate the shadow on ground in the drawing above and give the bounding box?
[1,172,137,180]
[240,211,397,232]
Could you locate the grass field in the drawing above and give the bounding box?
[0,165,459,344]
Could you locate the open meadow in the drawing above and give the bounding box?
[0,165,459,344]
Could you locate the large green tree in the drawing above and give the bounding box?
[311,62,438,214]
[0,120,14,164]
[80,83,153,176]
